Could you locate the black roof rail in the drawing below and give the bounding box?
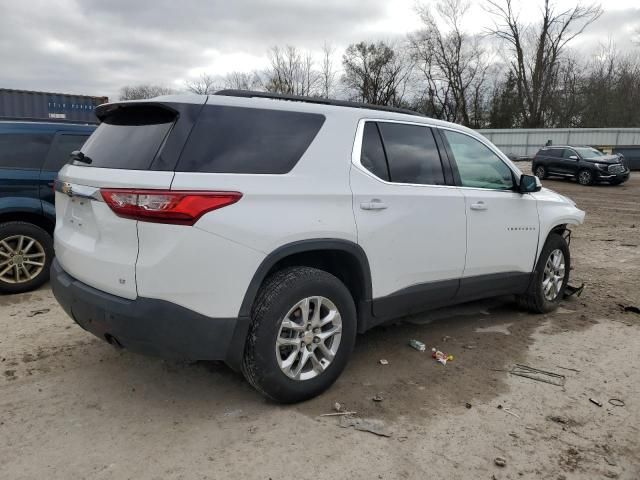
[214,90,426,118]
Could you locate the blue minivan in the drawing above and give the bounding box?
[0,121,95,293]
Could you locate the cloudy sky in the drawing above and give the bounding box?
[1,0,638,100]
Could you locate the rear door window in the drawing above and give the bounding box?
[546,148,563,158]
[0,133,53,169]
[377,123,445,185]
[80,105,176,170]
[360,122,390,181]
[43,134,90,172]
[176,105,325,174]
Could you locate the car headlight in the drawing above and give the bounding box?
[594,163,609,170]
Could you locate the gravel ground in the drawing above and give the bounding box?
[1,167,639,480]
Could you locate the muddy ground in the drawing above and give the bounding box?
[1,168,639,479]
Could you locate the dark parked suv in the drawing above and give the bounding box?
[0,121,95,293]
[533,145,630,186]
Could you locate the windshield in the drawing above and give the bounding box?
[574,147,604,158]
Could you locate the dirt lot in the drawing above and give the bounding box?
[1,169,639,480]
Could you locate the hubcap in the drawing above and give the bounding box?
[0,235,46,284]
[535,167,545,178]
[275,296,342,381]
[542,249,566,301]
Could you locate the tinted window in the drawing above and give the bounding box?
[544,148,563,158]
[378,123,444,185]
[81,106,176,170]
[360,123,390,181]
[177,106,325,174]
[573,147,603,158]
[0,133,53,169]
[443,130,513,190]
[43,134,90,172]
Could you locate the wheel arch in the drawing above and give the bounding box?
[238,239,373,322]
[0,211,55,236]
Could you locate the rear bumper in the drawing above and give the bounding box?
[50,259,250,366]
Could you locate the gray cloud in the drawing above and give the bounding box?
[0,0,638,101]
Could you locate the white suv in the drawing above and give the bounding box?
[51,91,585,402]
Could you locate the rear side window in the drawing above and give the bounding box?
[377,123,445,185]
[543,148,563,158]
[43,134,90,172]
[360,123,390,181]
[177,106,325,174]
[80,106,176,170]
[0,133,53,169]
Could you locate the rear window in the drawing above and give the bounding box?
[80,105,175,170]
[0,133,53,169]
[177,105,325,174]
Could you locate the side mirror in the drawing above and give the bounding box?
[569,155,578,160]
[519,174,541,193]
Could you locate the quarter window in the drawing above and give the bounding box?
[177,106,325,174]
[443,130,514,190]
[377,123,445,185]
[360,123,390,181]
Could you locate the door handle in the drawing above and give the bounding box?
[360,199,387,211]
[470,201,488,211]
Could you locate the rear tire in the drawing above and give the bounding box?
[517,233,570,314]
[242,266,357,403]
[0,222,53,294]
[577,169,594,186]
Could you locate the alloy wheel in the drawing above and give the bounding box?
[535,166,545,179]
[275,296,342,381]
[0,235,46,284]
[542,249,566,301]
[578,170,592,185]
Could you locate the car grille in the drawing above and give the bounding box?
[608,164,625,174]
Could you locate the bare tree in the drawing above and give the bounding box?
[185,73,218,95]
[264,46,319,96]
[223,71,263,91]
[342,41,413,106]
[319,43,337,98]
[411,0,489,127]
[119,84,176,100]
[486,0,602,127]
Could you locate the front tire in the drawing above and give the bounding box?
[577,169,594,186]
[517,233,570,313]
[0,222,53,294]
[242,267,357,403]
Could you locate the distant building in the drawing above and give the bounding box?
[0,88,108,124]
[478,128,640,170]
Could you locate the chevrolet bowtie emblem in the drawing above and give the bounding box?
[61,182,73,197]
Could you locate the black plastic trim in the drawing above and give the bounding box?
[238,239,373,319]
[215,89,426,118]
[372,278,460,321]
[457,271,531,301]
[368,271,533,329]
[50,259,248,366]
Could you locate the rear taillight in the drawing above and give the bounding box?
[100,189,242,226]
